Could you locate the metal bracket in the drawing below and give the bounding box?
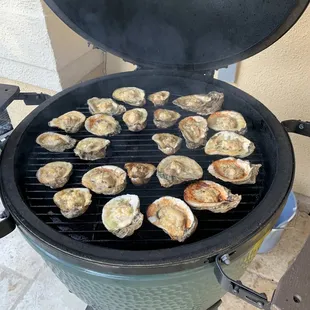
[282,120,310,137]
[214,255,271,309]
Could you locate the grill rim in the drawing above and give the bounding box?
[0,70,294,270]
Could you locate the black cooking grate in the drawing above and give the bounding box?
[23,92,266,250]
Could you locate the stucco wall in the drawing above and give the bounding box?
[235,8,310,196]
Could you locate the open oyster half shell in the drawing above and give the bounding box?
[173,91,224,115]
[36,132,77,152]
[36,161,72,189]
[148,91,170,106]
[152,133,182,155]
[85,114,121,137]
[179,116,208,149]
[87,97,126,115]
[82,165,127,195]
[208,110,247,134]
[124,163,156,186]
[102,194,143,238]
[204,131,255,158]
[112,87,146,106]
[147,196,197,242]
[48,111,86,133]
[153,109,181,128]
[184,180,241,213]
[157,155,203,187]
[53,188,92,219]
[122,108,148,132]
[74,138,110,161]
[208,157,261,185]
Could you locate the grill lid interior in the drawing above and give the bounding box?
[44,0,308,70]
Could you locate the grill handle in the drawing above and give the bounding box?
[282,120,310,137]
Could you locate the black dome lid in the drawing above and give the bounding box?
[45,0,309,70]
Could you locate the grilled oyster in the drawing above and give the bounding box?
[173,91,224,115]
[102,194,143,238]
[53,188,92,219]
[122,108,148,132]
[36,162,72,189]
[112,87,146,106]
[87,97,126,115]
[157,156,203,188]
[208,111,247,134]
[74,138,110,161]
[152,133,182,155]
[153,109,181,128]
[208,157,261,184]
[179,116,208,149]
[204,131,255,158]
[48,111,86,133]
[184,180,241,213]
[124,163,156,186]
[148,91,170,106]
[36,132,76,152]
[82,165,126,195]
[85,114,121,137]
[147,196,197,242]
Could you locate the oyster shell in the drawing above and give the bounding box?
[184,180,241,213]
[208,157,261,184]
[147,196,197,242]
[112,87,146,106]
[173,91,224,115]
[48,111,86,133]
[153,109,181,128]
[208,111,247,134]
[179,116,208,149]
[122,108,148,132]
[87,97,126,115]
[152,133,182,155]
[102,194,143,238]
[148,91,170,106]
[53,188,92,219]
[204,131,255,158]
[36,161,72,189]
[124,163,156,186]
[74,138,110,161]
[36,132,76,152]
[82,165,126,195]
[157,155,203,188]
[85,114,121,137]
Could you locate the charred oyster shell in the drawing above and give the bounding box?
[122,108,148,132]
[157,155,203,187]
[208,157,261,185]
[124,163,156,186]
[48,111,86,133]
[36,132,76,152]
[204,131,255,158]
[102,194,143,238]
[184,180,241,213]
[36,161,72,189]
[179,116,208,149]
[112,87,146,106]
[87,97,126,115]
[148,91,170,107]
[153,109,181,128]
[53,188,92,219]
[82,165,127,195]
[74,138,110,161]
[173,91,224,115]
[152,133,182,155]
[147,196,197,242]
[85,114,121,137]
[208,111,247,134]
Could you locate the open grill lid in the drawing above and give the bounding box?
[45,0,308,70]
